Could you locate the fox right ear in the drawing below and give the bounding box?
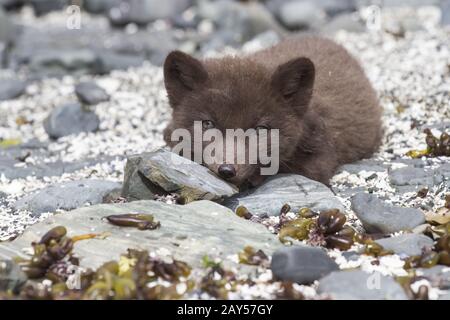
[271,57,315,114]
[164,51,208,107]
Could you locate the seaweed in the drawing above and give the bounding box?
[406,128,450,158]
[106,213,161,230]
[238,246,269,267]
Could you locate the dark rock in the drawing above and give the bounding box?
[375,234,434,257]
[29,0,68,16]
[271,246,339,284]
[14,179,121,216]
[83,0,120,14]
[0,7,16,44]
[44,103,100,139]
[0,260,27,293]
[224,174,344,217]
[318,270,408,300]
[121,149,238,203]
[351,193,425,234]
[75,81,109,105]
[318,0,356,17]
[1,200,282,270]
[0,79,26,101]
[0,0,25,10]
[108,0,192,27]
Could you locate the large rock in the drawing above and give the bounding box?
[44,103,100,139]
[351,193,425,234]
[224,174,344,216]
[75,81,109,105]
[0,260,27,293]
[375,234,434,257]
[0,200,282,269]
[14,179,121,216]
[318,270,408,300]
[271,246,338,284]
[0,79,26,101]
[121,149,238,203]
[108,0,192,27]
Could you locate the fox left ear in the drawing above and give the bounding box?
[164,51,208,107]
[271,57,315,113]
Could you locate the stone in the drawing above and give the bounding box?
[417,266,450,289]
[29,49,101,77]
[375,234,434,257]
[96,51,145,73]
[108,0,192,27]
[0,155,121,180]
[389,167,438,188]
[14,179,121,216]
[224,174,344,217]
[0,200,282,270]
[0,79,26,101]
[317,0,356,17]
[197,0,285,45]
[83,0,119,14]
[44,103,100,139]
[121,149,238,203]
[442,0,450,25]
[0,260,27,293]
[0,7,16,44]
[271,246,339,284]
[0,0,25,10]
[318,270,408,299]
[278,0,327,30]
[29,0,67,16]
[75,81,109,105]
[350,193,425,234]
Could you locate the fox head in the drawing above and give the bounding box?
[162,50,316,188]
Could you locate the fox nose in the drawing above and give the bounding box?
[218,164,236,179]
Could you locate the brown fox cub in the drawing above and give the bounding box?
[163,36,382,187]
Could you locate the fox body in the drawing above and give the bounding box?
[163,36,382,187]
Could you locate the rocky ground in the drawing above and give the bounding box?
[0,0,450,300]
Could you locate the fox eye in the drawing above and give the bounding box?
[202,120,215,130]
[255,125,270,132]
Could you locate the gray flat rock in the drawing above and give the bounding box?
[351,192,425,234]
[14,179,121,216]
[375,234,434,256]
[121,149,238,203]
[0,200,282,270]
[224,174,344,216]
[318,270,408,300]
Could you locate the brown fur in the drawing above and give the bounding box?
[163,36,383,187]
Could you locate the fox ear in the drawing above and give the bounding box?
[164,51,208,107]
[271,57,315,113]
